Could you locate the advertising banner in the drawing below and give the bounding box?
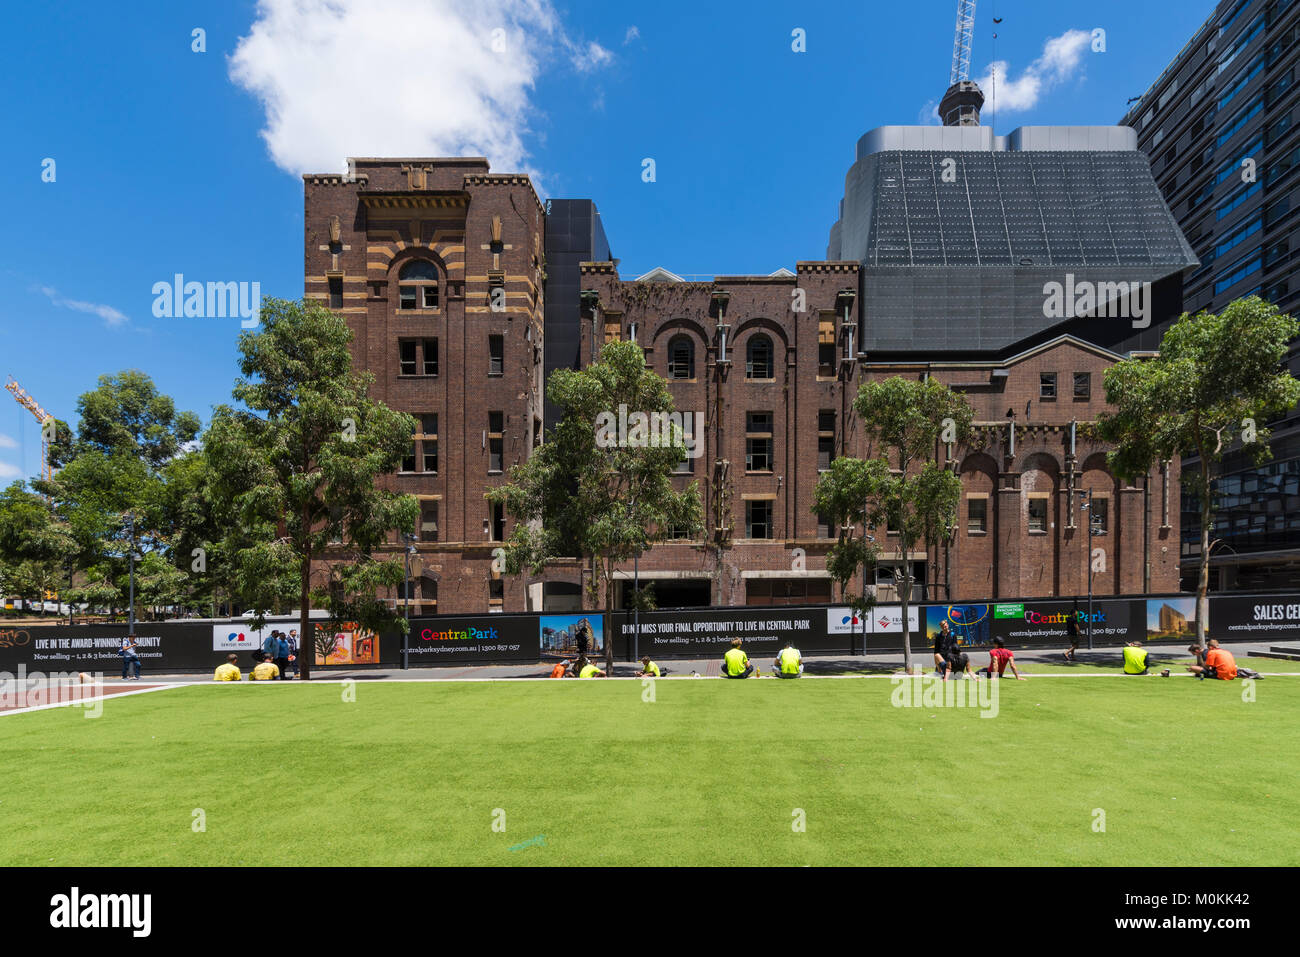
[826,605,919,636]
[1203,596,1300,642]
[212,623,269,653]
[616,606,837,658]
[401,615,540,665]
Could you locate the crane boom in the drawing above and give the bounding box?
[950,0,977,86]
[5,376,53,482]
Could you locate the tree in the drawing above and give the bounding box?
[38,371,200,620]
[204,298,418,679]
[852,377,972,671]
[488,340,704,671]
[1099,296,1300,650]
[0,481,78,612]
[812,455,889,620]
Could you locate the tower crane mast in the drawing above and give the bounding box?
[950,0,977,86]
[4,376,54,482]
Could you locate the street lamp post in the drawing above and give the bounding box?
[126,513,136,638]
[1081,490,1095,651]
[401,532,417,670]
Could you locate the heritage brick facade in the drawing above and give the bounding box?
[305,157,1180,613]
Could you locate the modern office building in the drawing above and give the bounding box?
[1120,0,1300,591]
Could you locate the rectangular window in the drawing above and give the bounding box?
[419,500,439,543]
[817,410,835,471]
[489,335,504,375]
[422,338,438,376]
[818,342,836,378]
[1028,497,1048,533]
[399,286,417,310]
[1040,372,1057,399]
[1092,497,1110,535]
[746,500,773,539]
[488,412,504,472]
[328,276,343,309]
[817,511,834,539]
[422,285,439,310]
[488,578,504,607]
[745,411,773,472]
[401,442,416,473]
[968,497,988,534]
[418,414,438,474]
[490,502,505,541]
[399,340,417,376]
[1073,372,1091,400]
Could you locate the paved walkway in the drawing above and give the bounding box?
[92,638,1300,683]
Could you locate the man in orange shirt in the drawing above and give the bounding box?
[1187,640,1238,681]
[549,658,571,678]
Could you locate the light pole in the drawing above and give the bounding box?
[1081,491,1095,651]
[125,513,137,638]
[401,532,417,670]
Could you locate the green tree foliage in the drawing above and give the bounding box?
[815,376,971,671]
[1099,297,1300,649]
[488,340,704,670]
[204,298,417,679]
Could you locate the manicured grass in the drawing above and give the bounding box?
[1,676,1296,866]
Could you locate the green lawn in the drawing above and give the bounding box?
[2,676,1297,866]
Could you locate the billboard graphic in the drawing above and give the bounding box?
[540,614,604,657]
[925,604,991,648]
[826,606,918,635]
[313,622,381,666]
[212,624,267,652]
[1145,597,1199,641]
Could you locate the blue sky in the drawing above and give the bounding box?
[0,0,1216,481]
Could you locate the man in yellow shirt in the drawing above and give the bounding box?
[773,642,803,678]
[213,655,242,681]
[251,658,280,681]
[636,656,660,677]
[576,657,606,678]
[722,638,753,678]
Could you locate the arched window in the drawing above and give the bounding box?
[746,334,774,379]
[398,259,440,310]
[668,335,694,379]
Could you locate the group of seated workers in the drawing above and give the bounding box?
[212,654,281,681]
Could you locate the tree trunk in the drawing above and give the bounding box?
[1197,461,1212,653]
[298,550,312,680]
[899,554,913,673]
[603,559,615,674]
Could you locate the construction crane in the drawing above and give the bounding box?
[5,376,54,482]
[949,0,977,86]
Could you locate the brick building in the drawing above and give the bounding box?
[304,115,1193,612]
[303,157,545,615]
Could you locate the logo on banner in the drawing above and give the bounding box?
[212,625,261,651]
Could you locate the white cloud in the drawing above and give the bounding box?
[228,0,611,184]
[573,41,613,73]
[976,28,1091,113]
[624,26,640,45]
[39,286,129,328]
[0,434,16,450]
[0,463,22,480]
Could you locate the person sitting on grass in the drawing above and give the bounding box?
[549,658,572,679]
[635,656,660,678]
[933,620,956,677]
[942,644,981,680]
[773,642,803,679]
[213,654,242,682]
[250,656,280,681]
[1187,639,1238,681]
[576,657,606,678]
[1122,640,1151,675]
[980,638,1024,680]
[721,638,754,679]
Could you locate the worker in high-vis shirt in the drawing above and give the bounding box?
[577,657,607,678]
[773,642,803,679]
[213,654,242,681]
[1122,641,1150,675]
[721,638,754,678]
